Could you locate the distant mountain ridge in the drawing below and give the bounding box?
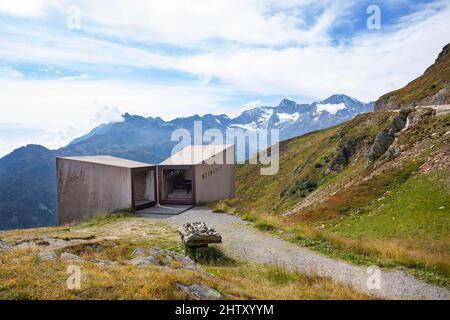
[0,94,373,230]
[65,94,373,163]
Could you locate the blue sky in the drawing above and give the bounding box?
[0,0,449,156]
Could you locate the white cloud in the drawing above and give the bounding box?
[93,105,124,124]
[0,0,449,156]
[0,78,232,154]
[79,0,336,47]
[242,100,262,109]
[1,2,447,103]
[0,66,23,78]
[174,2,450,101]
[316,103,346,114]
[0,0,49,17]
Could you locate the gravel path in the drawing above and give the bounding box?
[140,207,450,300]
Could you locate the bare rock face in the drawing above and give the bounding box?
[369,110,411,161]
[178,222,222,247]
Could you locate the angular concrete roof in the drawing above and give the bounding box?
[161,144,234,165]
[58,156,154,168]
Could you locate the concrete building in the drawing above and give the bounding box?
[56,145,235,224]
[158,144,235,205]
[57,156,156,224]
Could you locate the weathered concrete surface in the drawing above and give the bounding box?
[57,156,155,225]
[159,145,235,204]
[57,158,133,224]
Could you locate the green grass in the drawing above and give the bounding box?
[255,220,278,232]
[171,244,237,266]
[212,112,450,288]
[331,170,450,241]
[74,210,136,228]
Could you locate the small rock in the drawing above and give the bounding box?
[35,251,58,261]
[174,283,223,300]
[0,240,12,252]
[130,256,160,268]
[91,259,115,266]
[60,252,84,262]
[129,247,200,272]
[35,240,51,246]
[439,206,445,210]
[83,244,104,252]
[131,247,145,257]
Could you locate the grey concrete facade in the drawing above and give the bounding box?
[57,146,235,224]
[57,156,156,224]
[158,145,235,205]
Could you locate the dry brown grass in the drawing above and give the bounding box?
[0,215,370,300]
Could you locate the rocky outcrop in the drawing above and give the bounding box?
[130,247,201,272]
[326,125,361,174]
[369,110,411,161]
[178,222,222,247]
[408,107,436,126]
[328,141,357,173]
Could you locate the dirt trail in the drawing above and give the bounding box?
[141,207,450,300]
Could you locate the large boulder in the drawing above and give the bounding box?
[178,222,222,247]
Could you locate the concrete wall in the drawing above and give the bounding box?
[133,170,155,202]
[195,163,235,203]
[57,158,132,224]
[194,144,235,203]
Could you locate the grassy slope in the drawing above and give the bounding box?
[376,42,450,108]
[214,112,450,286]
[0,213,368,300]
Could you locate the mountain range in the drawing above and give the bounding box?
[0,94,373,230]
